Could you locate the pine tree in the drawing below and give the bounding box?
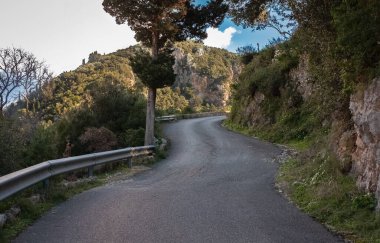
[102,0,227,145]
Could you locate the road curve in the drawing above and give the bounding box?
[15,116,341,243]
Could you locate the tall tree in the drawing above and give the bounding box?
[102,0,228,145]
[0,48,51,117]
[228,0,296,38]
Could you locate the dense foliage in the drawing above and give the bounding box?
[102,0,227,51]
[0,50,146,175]
[129,47,176,89]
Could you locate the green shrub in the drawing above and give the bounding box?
[0,119,25,175]
[352,194,377,211]
[332,0,380,86]
[79,127,118,152]
[23,122,58,167]
[120,128,145,147]
[156,87,189,115]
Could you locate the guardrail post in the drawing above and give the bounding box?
[43,179,49,189]
[126,158,132,168]
[88,166,94,177]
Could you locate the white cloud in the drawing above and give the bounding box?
[204,27,237,49]
[0,0,137,75]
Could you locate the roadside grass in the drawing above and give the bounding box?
[278,157,380,243]
[0,151,165,243]
[224,120,380,242]
[222,120,312,151]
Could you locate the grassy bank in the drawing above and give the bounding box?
[223,121,380,243]
[278,157,380,243]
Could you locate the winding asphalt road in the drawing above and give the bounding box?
[15,116,341,243]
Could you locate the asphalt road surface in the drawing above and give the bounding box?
[15,116,341,243]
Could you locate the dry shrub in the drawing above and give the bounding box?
[79,127,118,153]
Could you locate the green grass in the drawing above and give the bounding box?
[278,157,380,243]
[222,120,312,151]
[224,120,380,242]
[285,139,313,151]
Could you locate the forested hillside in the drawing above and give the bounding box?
[0,42,239,175]
[226,0,380,241]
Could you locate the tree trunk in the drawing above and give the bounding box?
[144,87,156,145]
[25,97,29,113]
[144,31,159,145]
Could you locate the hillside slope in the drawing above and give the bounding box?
[1,42,240,174]
[227,36,380,241]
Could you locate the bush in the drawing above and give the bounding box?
[156,87,189,115]
[23,122,58,167]
[79,127,118,153]
[120,128,145,147]
[0,119,25,175]
[333,0,380,86]
[352,194,377,211]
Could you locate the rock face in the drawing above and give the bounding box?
[289,54,313,101]
[173,42,241,108]
[245,92,269,127]
[349,78,380,208]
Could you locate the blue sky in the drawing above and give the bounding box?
[196,0,282,52]
[218,18,281,52]
[0,0,281,74]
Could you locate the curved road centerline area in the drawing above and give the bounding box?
[15,116,341,243]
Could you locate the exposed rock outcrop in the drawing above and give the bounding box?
[349,78,380,208]
[289,54,313,100]
[245,92,269,127]
[173,42,241,108]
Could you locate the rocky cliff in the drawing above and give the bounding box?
[173,41,241,110]
[229,43,380,207]
[350,78,380,209]
[112,42,241,112]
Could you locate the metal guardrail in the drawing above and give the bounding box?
[1,113,225,200]
[0,146,155,201]
[177,112,227,119]
[155,115,177,122]
[156,112,227,122]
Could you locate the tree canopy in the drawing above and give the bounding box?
[129,46,176,89]
[102,0,228,53]
[228,0,295,38]
[0,48,51,116]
